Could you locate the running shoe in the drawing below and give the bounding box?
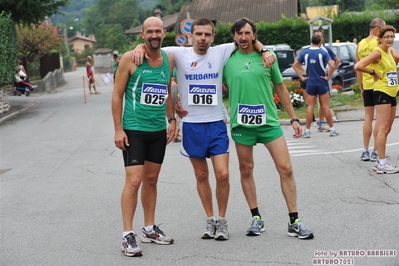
[202,218,216,239]
[141,225,174,245]
[95,91,101,94]
[215,218,229,240]
[317,123,329,132]
[302,131,311,138]
[329,130,339,137]
[372,162,378,172]
[360,151,370,161]
[121,233,142,257]
[370,151,377,162]
[89,91,94,95]
[373,156,391,171]
[246,216,265,236]
[376,163,399,174]
[288,218,314,239]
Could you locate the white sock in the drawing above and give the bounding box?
[330,127,335,132]
[207,216,215,221]
[305,128,310,133]
[144,225,154,232]
[379,158,386,166]
[363,148,368,152]
[123,231,133,239]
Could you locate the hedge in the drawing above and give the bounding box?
[160,11,399,51]
[0,12,18,86]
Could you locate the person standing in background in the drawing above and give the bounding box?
[355,25,399,174]
[356,18,386,162]
[293,34,338,138]
[113,53,119,83]
[313,29,340,133]
[86,55,100,94]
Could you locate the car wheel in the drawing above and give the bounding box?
[333,78,343,90]
[333,78,342,86]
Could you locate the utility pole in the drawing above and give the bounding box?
[64,24,70,57]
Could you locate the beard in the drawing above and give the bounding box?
[148,38,162,50]
[197,42,209,52]
[239,40,250,50]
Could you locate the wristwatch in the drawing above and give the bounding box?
[370,69,375,76]
[260,48,270,54]
[290,118,300,124]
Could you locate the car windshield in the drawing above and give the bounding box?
[393,39,399,52]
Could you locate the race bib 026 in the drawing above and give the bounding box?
[140,83,168,106]
[188,84,217,106]
[237,104,266,126]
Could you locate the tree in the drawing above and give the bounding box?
[104,24,131,52]
[0,0,70,25]
[108,0,140,30]
[16,22,63,63]
[83,0,141,51]
[372,0,399,9]
[155,0,192,15]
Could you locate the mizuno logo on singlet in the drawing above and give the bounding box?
[238,106,265,114]
[142,87,167,94]
[189,87,216,93]
[184,73,219,80]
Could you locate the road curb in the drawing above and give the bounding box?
[0,106,30,124]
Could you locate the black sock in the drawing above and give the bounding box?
[250,207,261,218]
[289,212,298,224]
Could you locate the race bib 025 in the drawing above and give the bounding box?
[140,83,168,106]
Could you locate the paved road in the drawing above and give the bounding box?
[1,67,398,265]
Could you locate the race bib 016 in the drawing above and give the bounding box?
[237,104,266,126]
[188,84,217,106]
[140,83,168,106]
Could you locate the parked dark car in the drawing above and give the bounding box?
[282,42,358,91]
[264,44,295,73]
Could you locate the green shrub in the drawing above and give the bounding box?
[63,55,73,71]
[351,82,361,95]
[0,12,18,86]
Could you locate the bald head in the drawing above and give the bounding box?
[369,18,386,29]
[142,16,163,31]
[141,16,166,51]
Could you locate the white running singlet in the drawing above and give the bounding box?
[163,43,235,123]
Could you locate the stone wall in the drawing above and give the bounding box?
[31,68,65,93]
[0,89,10,114]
